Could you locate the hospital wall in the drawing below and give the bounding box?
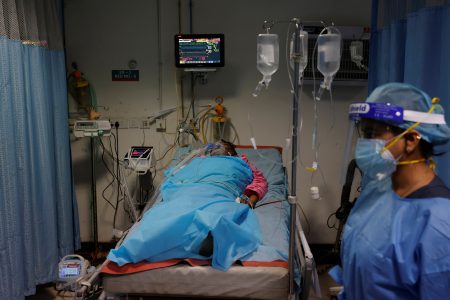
[64,0,371,244]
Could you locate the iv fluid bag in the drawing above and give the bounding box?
[317,28,341,77]
[289,30,308,72]
[256,34,279,76]
[350,40,363,62]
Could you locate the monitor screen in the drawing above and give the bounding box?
[175,34,225,68]
[129,146,152,159]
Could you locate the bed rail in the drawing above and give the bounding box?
[295,206,317,300]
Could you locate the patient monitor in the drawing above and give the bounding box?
[124,146,155,175]
[56,254,90,292]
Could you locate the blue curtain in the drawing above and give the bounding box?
[0,2,80,299]
[369,0,450,185]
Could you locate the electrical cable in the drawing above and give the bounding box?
[200,115,210,143]
[297,202,311,235]
[326,212,339,230]
[229,121,240,144]
[328,88,336,132]
[113,124,120,229]
[141,126,146,146]
[254,199,284,208]
[155,131,180,173]
[98,138,118,210]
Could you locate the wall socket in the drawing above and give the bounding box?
[141,119,150,129]
[111,118,128,129]
[129,119,140,129]
[156,118,166,132]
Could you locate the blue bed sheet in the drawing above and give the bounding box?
[170,146,290,263]
[236,148,290,263]
[108,156,263,271]
[108,146,290,271]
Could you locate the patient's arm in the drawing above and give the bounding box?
[240,154,268,207]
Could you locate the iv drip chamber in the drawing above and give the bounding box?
[289,30,308,75]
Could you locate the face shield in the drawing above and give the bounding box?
[341,101,447,184]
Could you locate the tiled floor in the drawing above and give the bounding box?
[27,265,339,300]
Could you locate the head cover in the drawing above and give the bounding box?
[364,83,450,146]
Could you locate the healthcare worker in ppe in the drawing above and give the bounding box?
[330,82,450,299]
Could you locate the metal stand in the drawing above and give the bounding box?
[288,20,302,298]
[90,138,99,265]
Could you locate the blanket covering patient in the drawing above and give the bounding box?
[107,142,268,271]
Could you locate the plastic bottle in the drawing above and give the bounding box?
[350,40,368,71]
[310,186,321,200]
[290,30,308,84]
[350,41,363,64]
[253,34,279,97]
[315,27,341,100]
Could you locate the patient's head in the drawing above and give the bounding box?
[220,140,238,156]
[208,140,238,156]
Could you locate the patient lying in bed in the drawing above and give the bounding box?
[107,141,268,271]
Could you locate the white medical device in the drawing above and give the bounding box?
[56,255,90,291]
[124,146,155,174]
[73,120,111,137]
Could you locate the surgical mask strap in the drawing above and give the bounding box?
[382,97,440,153]
[397,157,436,170]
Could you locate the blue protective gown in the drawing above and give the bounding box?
[108,156,262,271]
[334,177,450,299]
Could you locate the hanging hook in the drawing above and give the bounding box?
[262,19,275,33]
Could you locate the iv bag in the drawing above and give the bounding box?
[256,34,279,76]
[350,40,363,63]
[289,30,308,73]
[317,27,341,78]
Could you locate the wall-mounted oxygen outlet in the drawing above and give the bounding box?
[156,118,166,132]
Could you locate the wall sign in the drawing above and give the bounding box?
[112,70,139,81]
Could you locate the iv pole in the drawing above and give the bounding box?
[288,19,300,299]
[260,18,314,300]
[90,137,99,265]
[261,18,303,298]
[290,19,316,300]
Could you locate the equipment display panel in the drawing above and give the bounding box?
[175,34,225,68]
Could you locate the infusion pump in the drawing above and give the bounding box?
[73,120,111,137]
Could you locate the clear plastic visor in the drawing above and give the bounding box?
[340,118,404,184]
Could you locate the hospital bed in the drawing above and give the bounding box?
[76,146,315,300]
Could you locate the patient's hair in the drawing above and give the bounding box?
[220,140,238,156]
[209,140,238,156]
